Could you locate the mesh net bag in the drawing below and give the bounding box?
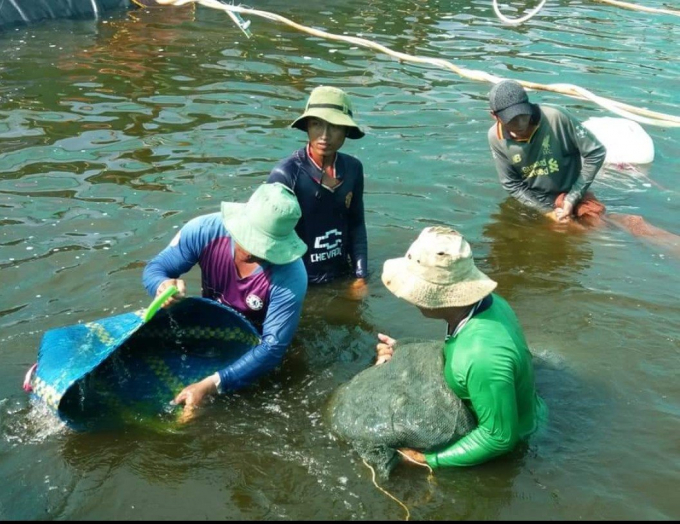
[327,339,476,478]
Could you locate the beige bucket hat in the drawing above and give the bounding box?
[382,227,497,308]
[291,85,365,139]
[221,183,307,265]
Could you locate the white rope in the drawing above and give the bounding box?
[362,459,411,521]
[154,0,680,127]
[594,0,680,17]
[493,0,549,25]
[492,0,680,23]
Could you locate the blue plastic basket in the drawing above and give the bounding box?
[25,297,260,430]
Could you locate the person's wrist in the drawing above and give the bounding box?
[423,452,438,469]
[209,372,221,394]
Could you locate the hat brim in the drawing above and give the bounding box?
[495,102,534,124]
[291,109,365,139]
[221,202,307,265]
[381,257,497,308]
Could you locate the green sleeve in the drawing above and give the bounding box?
[562,111,606,206]
[424,355,521,468]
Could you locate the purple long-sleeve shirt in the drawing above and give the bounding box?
[142,213,307,391]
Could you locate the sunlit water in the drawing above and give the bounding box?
[0,0,678,519]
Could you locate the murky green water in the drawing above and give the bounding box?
[1,0,678,519]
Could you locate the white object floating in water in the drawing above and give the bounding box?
[582,117,655,165]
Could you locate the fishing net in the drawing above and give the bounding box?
[327,339,476,478]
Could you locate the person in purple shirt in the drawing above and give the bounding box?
[142,183,308,420]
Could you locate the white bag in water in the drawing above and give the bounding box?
[583,117,654,165]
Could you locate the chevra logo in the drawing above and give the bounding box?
[246,293,264,311]
[311,229,343,263]
[314,229,342,250]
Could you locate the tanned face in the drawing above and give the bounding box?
[306,117,348,161]
[503,114,533,140]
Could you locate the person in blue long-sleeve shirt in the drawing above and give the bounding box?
[142,183,308,419]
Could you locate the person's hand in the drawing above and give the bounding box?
[398,448,427,465]
[545,210,575,229]
[156,278,186,308]
[543,210,562,223]
[346,278,368,301]
[172,375,217,423]
[554,200,574,223]
[376,333,396,365]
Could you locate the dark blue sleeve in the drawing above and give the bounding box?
[216,259,307,390]
[348,162,368,278]
[142,214,223,297]
[267,159,296,188]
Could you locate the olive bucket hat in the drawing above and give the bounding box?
[291,86,365,139]
[221,183,307,265]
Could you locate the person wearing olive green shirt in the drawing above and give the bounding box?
[376,226,547,468]
[487,79,606,224]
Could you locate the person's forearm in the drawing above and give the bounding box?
[497,160,553,213]
[142,260,178,297]
[217,274,305,390]
[503,180,554,213]
[424,426,517,468]
[217,339,284,391]
[349,225,368,278]
[565,119,606,205]
[565,152,605,205]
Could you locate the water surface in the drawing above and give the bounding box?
[0,0,678,519]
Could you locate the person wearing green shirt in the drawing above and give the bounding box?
[376,226,547,468]
[487,79,606,224]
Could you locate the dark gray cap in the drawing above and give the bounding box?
[489,80,533,124]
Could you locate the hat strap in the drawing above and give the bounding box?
[307,103,353,117]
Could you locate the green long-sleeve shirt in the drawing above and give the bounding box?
[488,104,606,213]
[424,294,547,468]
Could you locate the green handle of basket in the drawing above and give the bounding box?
[143,285,178,323]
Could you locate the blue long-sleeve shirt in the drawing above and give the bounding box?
[142,213,307,391]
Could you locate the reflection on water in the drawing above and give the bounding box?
[0,0,679,520]
[483,198,595,301]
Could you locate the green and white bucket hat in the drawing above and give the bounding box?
[291,86,365,139]
[221,183,307,265]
